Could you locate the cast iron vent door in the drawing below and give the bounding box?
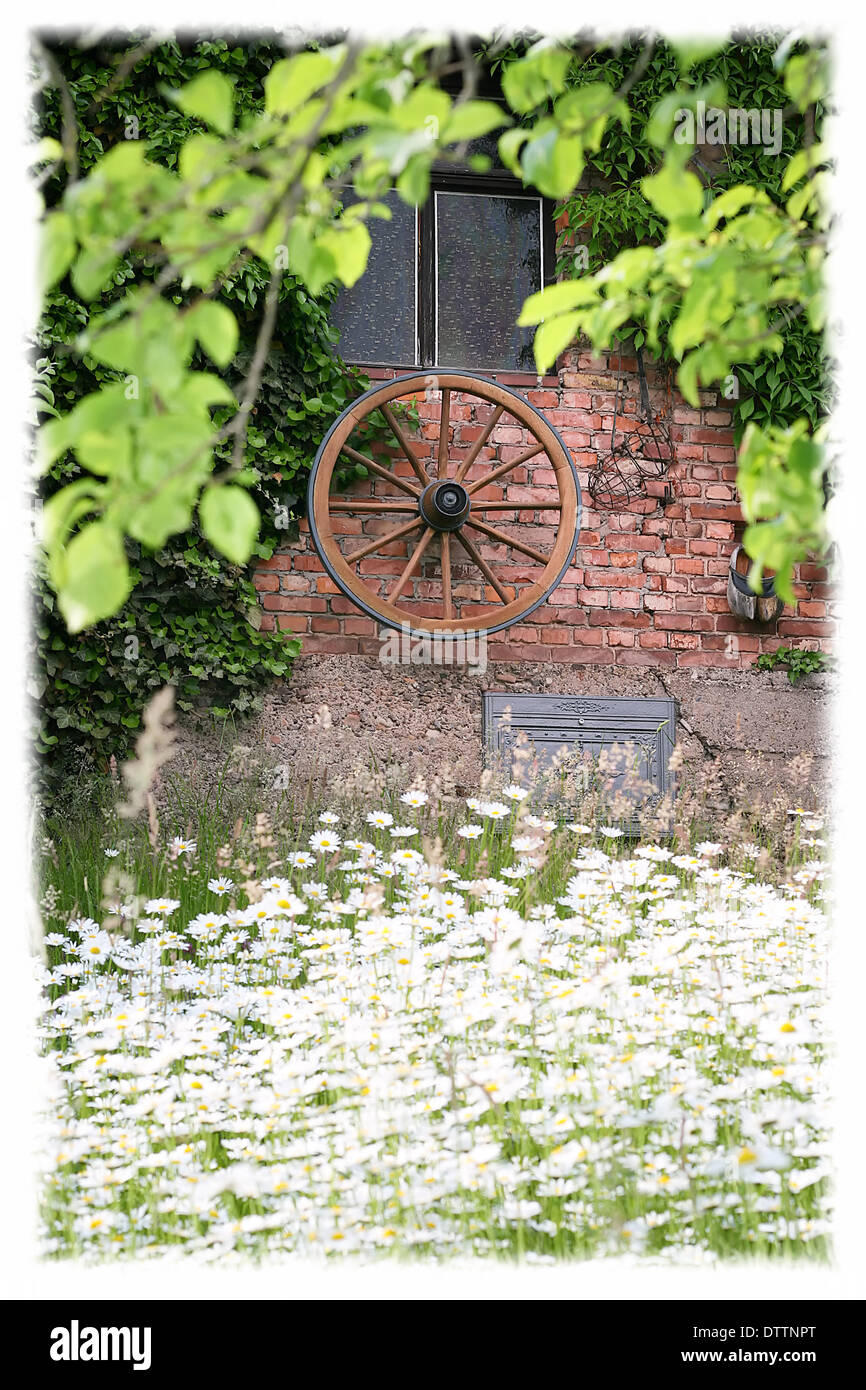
[483,693,678,818]
[307,372,580,637]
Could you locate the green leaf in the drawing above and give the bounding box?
[317,220,371,288]
[176,373,237,411]
[518,279,597,326]
[705,185,767,227]
[501,44,571,113]
[642,163,704,222]
[71,246,120,301]
[56,523,132,633]
[40,212,76,295]
[521,127,584,199]
[784,52,828,111]
[646,82,726,148]
[200,486,260,565]
[533,313,580,374]
[172,70,235,135]
[444,100,509,143]
[396,154,431,208]
[677,354,702,408]
[264,49,342,115]
[32,136,63,164]
[498,127,529,176]
[672,39,725,72]
[285,216,337,295]
[42,479,105,551]
[75,428,133,479]
[185,300,239,367]
[782,142,829,192]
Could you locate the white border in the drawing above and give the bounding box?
[3,0,866,1305]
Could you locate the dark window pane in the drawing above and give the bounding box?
[331,190,417,364]
[432,128,505,173]
[435,192,541,371]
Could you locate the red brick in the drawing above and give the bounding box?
[777,620,834,637]
[551,646,615,664]
[688,428,735,445]
[614,649,678,668]
[675,652,734,668]
[690,504,744,522]
[262,594,313,612]
[603,591,638,609]
[587,609,649,628]
[301,635,360,654]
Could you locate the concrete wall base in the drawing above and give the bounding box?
[169,656,832,816]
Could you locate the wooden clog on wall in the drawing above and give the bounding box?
[727,544,784,623]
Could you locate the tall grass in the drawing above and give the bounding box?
[35,743,830,1265]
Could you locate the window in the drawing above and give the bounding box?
[331,160,555,374]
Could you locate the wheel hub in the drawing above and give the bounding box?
[419,479,471,531]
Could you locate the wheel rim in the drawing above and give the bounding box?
[307,372,581,636]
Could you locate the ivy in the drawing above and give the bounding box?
[34,36,371,806]
[549,36,832,443]
[754,645,833,684]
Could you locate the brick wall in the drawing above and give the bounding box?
[254,345,834,670]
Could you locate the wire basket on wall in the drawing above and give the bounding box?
[587,347,675,508]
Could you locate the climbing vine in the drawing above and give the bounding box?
[546,35,832,442]
[34,36,372,804]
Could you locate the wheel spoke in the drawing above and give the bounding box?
[473,499,561,511]
[441,531,453,619]
[453,529,510,605]
[437,389,451,478]
[454,404,503,483]
[466,441,545,495]
[464,516,549,566]
[339,445,421,498]
[314,373,579,637]
[351,518,423,564]
[389,526,435,603]
[381,405,430,487]
[329,500,419,513]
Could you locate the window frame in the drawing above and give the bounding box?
[335,166,557,376]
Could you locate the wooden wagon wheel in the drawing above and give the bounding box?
[307,372,580,635]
